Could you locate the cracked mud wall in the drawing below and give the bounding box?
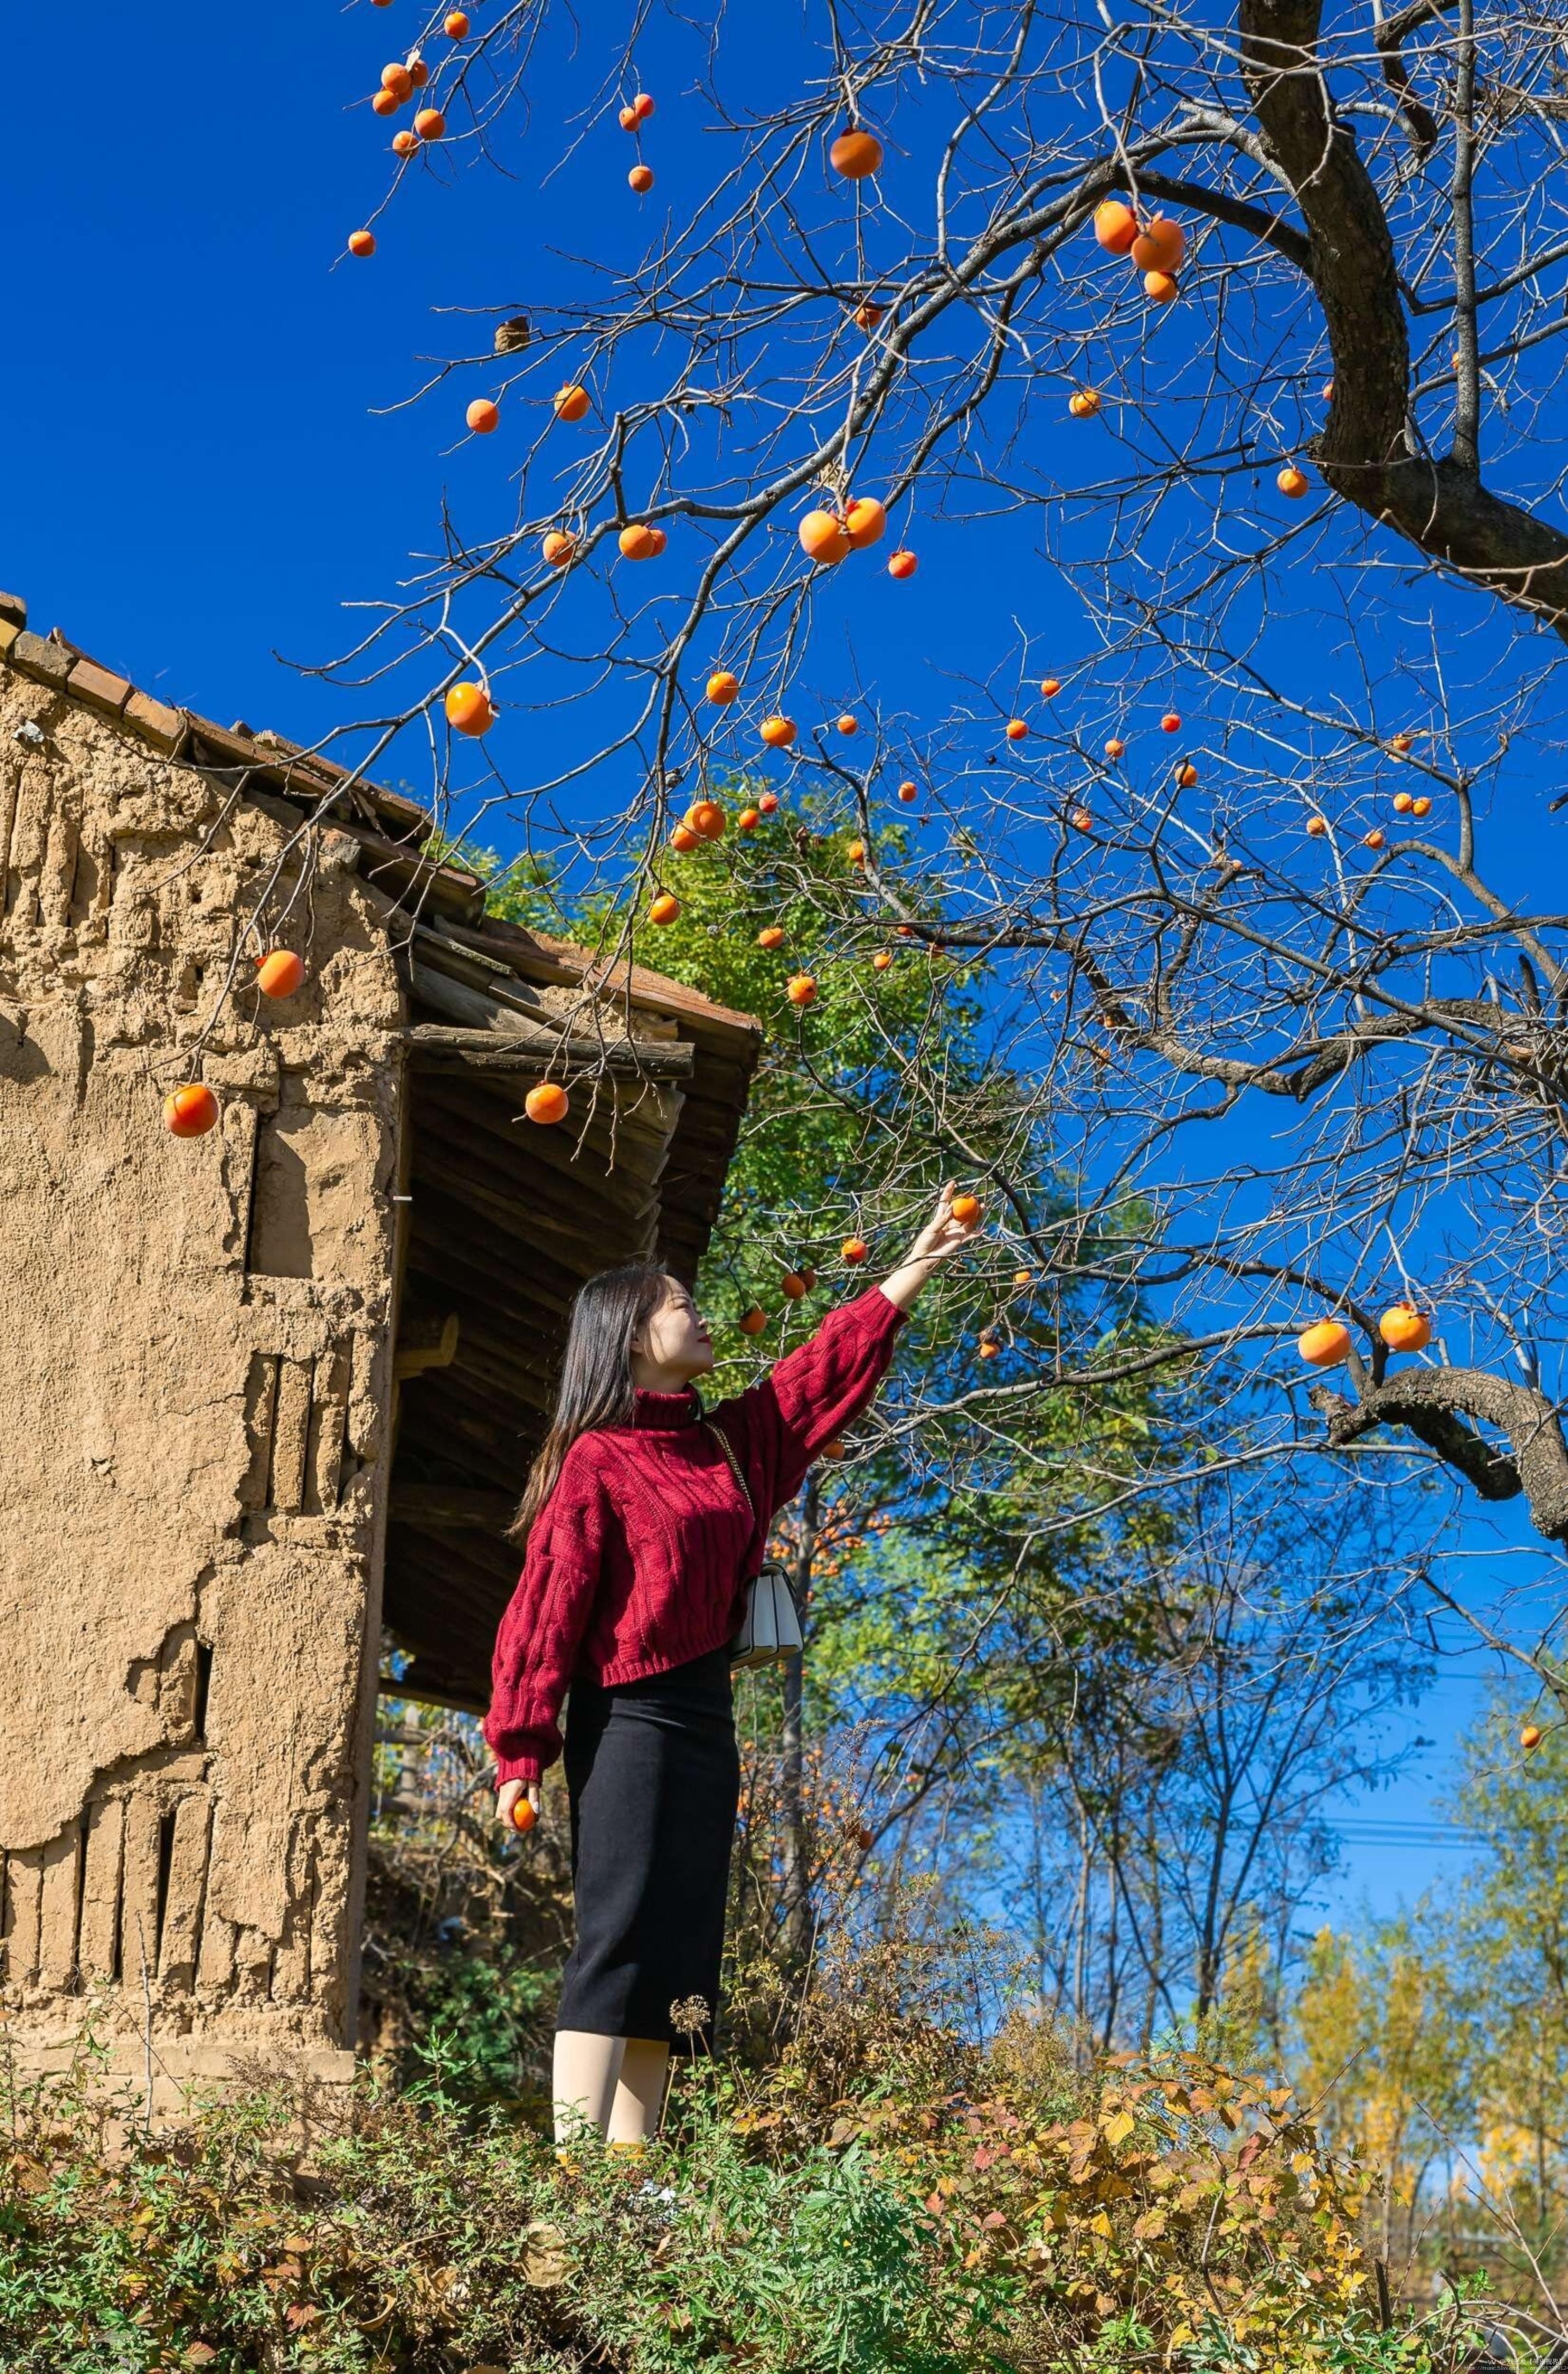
[0,668,405,2095]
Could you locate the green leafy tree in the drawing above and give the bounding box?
[1292,1684,1568,2302]
[474,800,1183,1969]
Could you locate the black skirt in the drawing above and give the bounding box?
[556,1644,740,2048]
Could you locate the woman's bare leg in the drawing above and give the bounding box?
[552,2030,624,2144]
[606,2037,670,2144]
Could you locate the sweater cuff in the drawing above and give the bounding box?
[870,1283,911,1332]
[492,1752,543,1787]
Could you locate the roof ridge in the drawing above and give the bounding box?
[0,595,760,1048]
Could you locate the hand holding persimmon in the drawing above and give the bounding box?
[497,1779,541,1832]
[877,1184,986,1313]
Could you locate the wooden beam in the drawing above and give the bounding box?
[376,1666,490,1718]
[411,1138,657,1269]
[414,920,558,999]
[324,820,485,919]
[404,1022,695,1080]
[435,912,764,1042]
[409,1087,680,1241]
[389,1483,516,1530]
[409,960,560,1035]
[394,1311,460,1381]
[412,1065,682,1196]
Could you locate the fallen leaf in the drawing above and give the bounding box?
[520,2219,570,2288]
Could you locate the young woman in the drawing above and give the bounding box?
[483,1184,979,2148]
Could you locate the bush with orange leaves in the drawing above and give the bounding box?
[4,1861,1496,2371]
[702,1991,1415,2368]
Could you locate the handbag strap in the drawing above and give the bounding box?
[703,1420,755,1521]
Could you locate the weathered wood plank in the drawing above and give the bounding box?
[389,1483,516,1529]
[36,1823,81,1990]
[269,1358,313,1514]
[157,1794,213,1993]
[2,1848,44,1987]
[405,1022,695,1080]
[120,1792,163,1993]
[78,1797,125,1982]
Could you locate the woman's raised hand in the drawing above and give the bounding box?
[881,1181,985,1311]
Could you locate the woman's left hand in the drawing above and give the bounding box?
[881,1182,985,1310]
[908,1181,984,1263]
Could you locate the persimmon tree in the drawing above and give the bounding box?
[477,820,1181,1966]
[305,0,1568,1584]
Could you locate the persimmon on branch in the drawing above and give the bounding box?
[306,0,1568,1548]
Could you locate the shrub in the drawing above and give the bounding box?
[0,2003,1514,2374]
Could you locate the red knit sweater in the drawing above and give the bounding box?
[482,1286,906,1785]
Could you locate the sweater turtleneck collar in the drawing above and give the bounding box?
[630,1385,702,1432]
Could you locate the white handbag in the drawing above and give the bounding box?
[704,1424,805,1669]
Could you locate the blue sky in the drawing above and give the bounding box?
[9,0,1559,1936]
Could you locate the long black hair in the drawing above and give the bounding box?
[507,1261,670,1547]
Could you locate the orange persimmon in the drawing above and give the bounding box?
[1130,217,1185,272]
[164,1083,219,1137]
[829,127,883,179]
[1093,200,1138,254]
[1298,1319,1351,1366]
[799,508,852,564]
[844,495,886,548]
[255,949,305,998]
[1379,1302,1433,1352]
[525,1082,570,1125]
[445,681,494,734]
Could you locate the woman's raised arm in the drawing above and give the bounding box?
[710,1184,982,1518]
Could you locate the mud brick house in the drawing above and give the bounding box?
[0,594,759,2113]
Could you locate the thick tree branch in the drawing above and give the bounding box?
[1374,0,1458,154]
[1240,0,1568,639]
[1307,1365,1568,1537]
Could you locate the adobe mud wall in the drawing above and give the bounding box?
[0,662,403,2110]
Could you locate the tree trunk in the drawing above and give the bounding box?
[779,1473,818,1961]
[1238,0,1568,638]
[1071,1802,1093,2066]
